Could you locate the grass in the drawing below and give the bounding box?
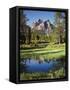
[20,43,65,59]
[20,43,65,52]
[20,67,65,80]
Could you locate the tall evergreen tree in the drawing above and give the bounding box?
[20,10,31,44]
[54,12,65,44]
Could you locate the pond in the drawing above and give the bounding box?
[20,56,65,73]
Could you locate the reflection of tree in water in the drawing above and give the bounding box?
[47,57,65,78]
[36,55,45,64]
[52,57,65,71]
[23,58,31,64]
[20,58,31,73]
[38,60,43,64]
[20,63,27,73]
[29,58,31,63]
[44,59,51,63]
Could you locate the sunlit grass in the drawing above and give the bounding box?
[20,43,65,59]
[20,43,65,52]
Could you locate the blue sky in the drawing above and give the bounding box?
[23,10,56,26]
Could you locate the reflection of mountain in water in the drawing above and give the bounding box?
[20,56,65,73]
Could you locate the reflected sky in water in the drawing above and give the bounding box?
[20,57,65,73]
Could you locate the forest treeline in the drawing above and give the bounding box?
[20,10,65,46]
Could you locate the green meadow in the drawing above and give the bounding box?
[20,43,65,59]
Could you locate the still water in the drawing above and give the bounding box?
[20,57,65,73]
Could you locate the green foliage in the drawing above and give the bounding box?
[20,67,65,80]
[54,12,65,44]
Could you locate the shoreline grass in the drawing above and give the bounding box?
[20,43,65,59]
[20,67,65,80]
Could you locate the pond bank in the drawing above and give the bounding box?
[20,43,65,59]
